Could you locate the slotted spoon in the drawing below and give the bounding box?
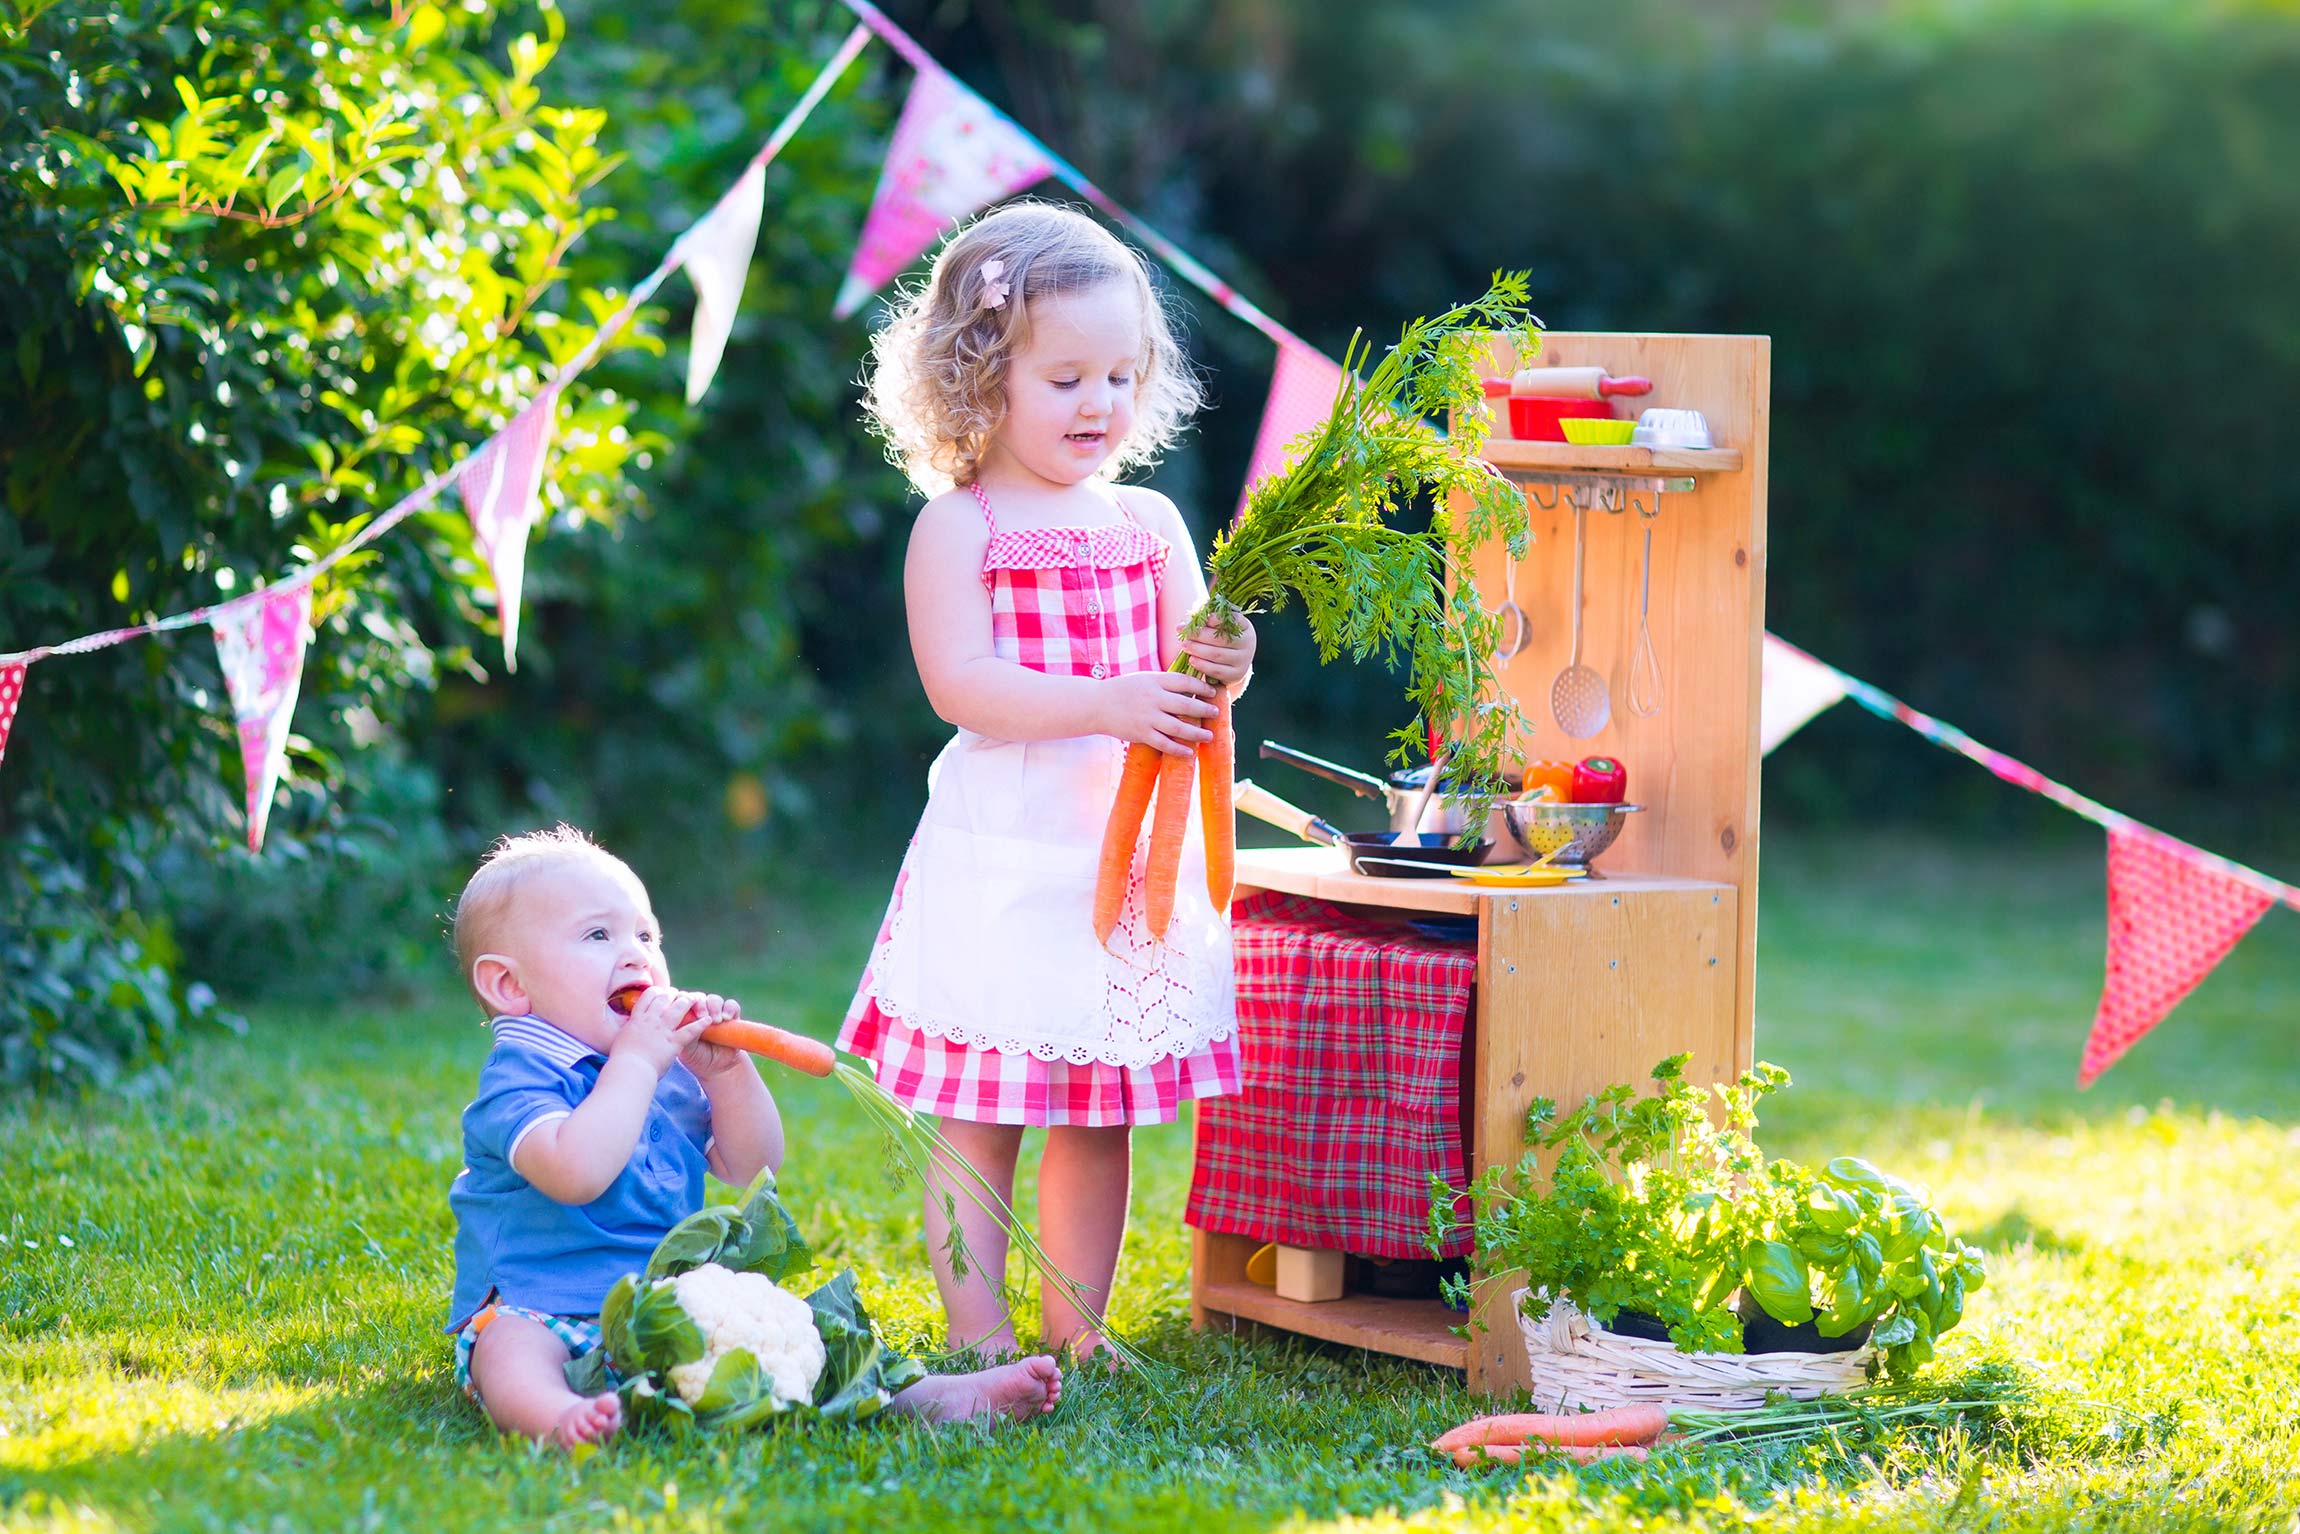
[1550,500,1611,737]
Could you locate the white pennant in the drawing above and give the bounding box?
[457,391,558,672]
[683,161,767,405]
[1760,633,1849,755]
[212,584,314,852]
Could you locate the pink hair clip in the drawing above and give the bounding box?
[978,258,1010,312]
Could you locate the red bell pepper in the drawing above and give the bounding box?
[1572,755,1627,804]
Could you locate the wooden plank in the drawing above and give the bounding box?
[1467,883,1740,1396]
[1462,332,1768,1096]
[1482,440,1744,474]
[1234,846,1728,917]
[1197,1280,1469,1369]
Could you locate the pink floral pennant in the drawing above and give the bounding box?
[1235,342,1346,523]
[211,584,314,852]
[457,390,558,673]
[2078,829,2275,1086]
[833,64,1053,319]
[0,660,26,775]
[683,161,767,406]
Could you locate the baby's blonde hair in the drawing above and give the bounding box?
[861,201,1204,496]
[451,824,638,1015]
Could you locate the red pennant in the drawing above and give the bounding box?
[2078,830,2275,1086]
[0,660,25,773]
[1235,342,1346,523]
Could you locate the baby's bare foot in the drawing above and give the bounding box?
[549,1392,622,1448]
[892,1355,1062,1423]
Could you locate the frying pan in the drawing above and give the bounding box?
[1234,779,1492,879]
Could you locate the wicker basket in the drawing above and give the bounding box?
[1513,1290,1875,1412]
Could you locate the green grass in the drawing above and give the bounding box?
[3,827,2298,1532]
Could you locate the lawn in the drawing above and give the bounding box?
[2,826,2296,1532]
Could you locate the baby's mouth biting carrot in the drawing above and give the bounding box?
[604,983,836,1078]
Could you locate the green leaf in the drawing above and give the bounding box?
[406,4,446,49]
[805,1268,925,1422]
[1742,1239,1814,1324]
[627,1277,705,1371]
[690,1348,764,1414]
[717,1167,813,1282]
[643,1205,742,1280]
[1872,1312,1919,1348]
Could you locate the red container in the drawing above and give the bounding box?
[1508,394,1614,442]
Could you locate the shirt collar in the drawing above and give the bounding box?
[490,1014,604,1069]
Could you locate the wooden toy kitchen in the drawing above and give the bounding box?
[1185,332,1770,1397]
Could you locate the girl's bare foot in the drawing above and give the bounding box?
[889,1356,1062,1423]
[549,1392,622,1448]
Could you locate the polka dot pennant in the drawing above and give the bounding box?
[2078,829,2276,1087]
[0,660,24,773]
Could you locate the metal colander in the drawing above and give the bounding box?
[1500,801,1644,868]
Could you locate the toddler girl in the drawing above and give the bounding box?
[842,202,1253,1359]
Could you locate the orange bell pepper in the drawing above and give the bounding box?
[1522,759,1577,805]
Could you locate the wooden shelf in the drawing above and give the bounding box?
[1236,845,1732,916]
[1482,439,1743,475]
[1197,1280,1469,1368]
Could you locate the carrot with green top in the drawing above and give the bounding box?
[1198,689,1235,912]
[1094,742,1162,945]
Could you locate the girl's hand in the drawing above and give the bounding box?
[609,987,710,1076]
[677,993,750,1080]
[1098,670,1219,757]
[1181,614,1257,691]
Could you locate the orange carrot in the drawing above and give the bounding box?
[607,986,836,1078]
[1448,1443,1650,1468]
[1430,1404,1670,1452]
[1095,743,1162,944]
[1144,747,1196,938]
[1198,689,1236,912]
[697,1018,837,1078]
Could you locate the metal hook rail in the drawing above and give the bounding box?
[1503,468,1693,520]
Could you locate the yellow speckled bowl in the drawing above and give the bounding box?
[1559,417,1637,446]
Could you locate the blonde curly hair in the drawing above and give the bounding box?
[861,201,1203,496]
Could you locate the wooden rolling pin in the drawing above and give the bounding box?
[1510,366,1652,400]
[608,984,837,1077]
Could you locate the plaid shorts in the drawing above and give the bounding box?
[452,1300,609,1405]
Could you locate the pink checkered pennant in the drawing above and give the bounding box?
[0,660,26,775]
[211,584,314,852]
[2078,830,2276,1086]
[832,64,1052,319]
[458,390,558,673]
[1235,342,1346,523]
[682,161,766,405]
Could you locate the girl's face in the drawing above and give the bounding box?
[989,279,1144,488]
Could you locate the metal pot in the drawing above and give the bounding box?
[1256,740,1519,849]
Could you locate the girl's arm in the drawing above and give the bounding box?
[1123,487,1257,692]
[907,490,1218,754]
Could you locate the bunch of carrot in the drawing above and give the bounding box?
[1090,654,1237,946]
[1429,1405,1667,1468]
[1087,275,1544,948]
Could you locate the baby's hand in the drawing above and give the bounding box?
[1180,613,1257,691]
[1097,670,1218,758]
[608,986,710,1076]
[677,993,750,1079]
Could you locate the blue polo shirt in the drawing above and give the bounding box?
[446,1015,712,1331]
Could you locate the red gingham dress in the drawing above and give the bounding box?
[839,483,1240,1127]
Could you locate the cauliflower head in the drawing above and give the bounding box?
[662,1262,826,1408]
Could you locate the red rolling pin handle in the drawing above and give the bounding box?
[607,985,837,1078]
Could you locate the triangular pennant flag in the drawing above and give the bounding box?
[683,161,767,405]
[833,64,1053,318]
[211,585,314,853]
[1235,342,1346,522]
[1760,633,1849,754]
[0,660,26,774]
[2078,830,2275,1086]
[457,390,558,673]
